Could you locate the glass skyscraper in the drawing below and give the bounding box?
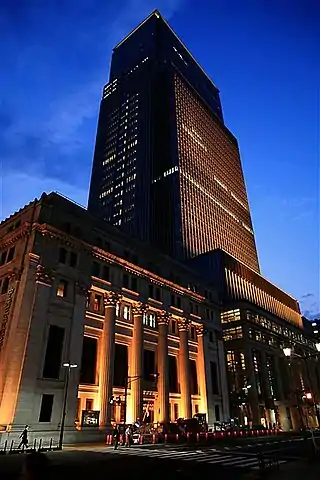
[88,10,260,273]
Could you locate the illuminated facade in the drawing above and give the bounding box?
[190,250,320,430]
[0,193,229,443]
[88,10,260,272]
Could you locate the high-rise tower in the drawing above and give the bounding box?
[88,10,260,273]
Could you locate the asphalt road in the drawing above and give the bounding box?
[0,449,253,480]
[1,434,319,479]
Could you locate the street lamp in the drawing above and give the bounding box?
[58,362,77,450]
[112,373,159,425]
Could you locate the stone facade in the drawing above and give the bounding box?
[0,193,229,444]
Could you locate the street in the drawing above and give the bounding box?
[1,434,320,479]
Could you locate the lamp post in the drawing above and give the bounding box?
[283,345,320,428]
[58,362,77,450]
[110,373,159,425]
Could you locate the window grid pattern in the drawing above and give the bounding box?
[223,326,243,341]
[174,74,260,272]
[98,92,139,227]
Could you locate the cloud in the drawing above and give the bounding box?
[301,293,314,299]
[1,0,185,185]
[303,311,320,321]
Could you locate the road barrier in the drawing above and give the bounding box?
[106,428,280,446]
[0,437,59,455]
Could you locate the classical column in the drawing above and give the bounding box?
[131,303,147,422]
[99,291,120,426]
[178,318,192,419]
[195,325,208,415]
[157,311,170,423]
[245,345,260,425]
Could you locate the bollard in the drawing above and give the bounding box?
[9,440,14,453]
[176,433,179,443]
[186,432,190,442]
[164,433,167,444]
[4,440,8,453]
[33,439,37,451]
[38,439,42,451]
[139,434,143,445]
[196,433,200,443]
[49,438,53,451]
[152,434,156,444]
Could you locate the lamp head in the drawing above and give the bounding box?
[283,347,292,357]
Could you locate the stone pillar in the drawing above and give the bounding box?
[273,355,284,404]
[178,319,192,419]
[244,345,260,425]
[157,311,170,423]
[65,281,90,431]
[131,303,147,423]
[99,292,120,426]
[195,325,208,415]
[0,259,53,426]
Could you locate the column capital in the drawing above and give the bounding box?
[195,324,208,336]
[195,324,205,336]
[157,311,171,326]
[104,291,121,307]
[178,318,190,332]
[132,302,148,316]
[35,264,54,286]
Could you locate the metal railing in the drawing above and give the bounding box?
[0,438,59,455]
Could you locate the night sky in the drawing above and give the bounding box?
[1,0,319,318]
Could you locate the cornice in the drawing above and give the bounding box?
[0,222,31,250]
[33,223,207,303]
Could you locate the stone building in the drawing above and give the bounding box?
[0,192,229,443]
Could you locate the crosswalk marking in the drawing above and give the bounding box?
[100,446,286,470]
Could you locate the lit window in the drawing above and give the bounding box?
[143,312,156,328]
[123,305,131,321]
[56,280,68,298]
[93,295,102,312]
[116,303,120,317]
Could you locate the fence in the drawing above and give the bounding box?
[106,428,280,445]
[0,437,60,455]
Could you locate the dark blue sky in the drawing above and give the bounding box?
[0,0,319,317]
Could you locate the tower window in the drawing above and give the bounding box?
[56,280,68,298]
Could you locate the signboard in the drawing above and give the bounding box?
[81,410,100,427]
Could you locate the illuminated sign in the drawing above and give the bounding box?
[81,410,100,427]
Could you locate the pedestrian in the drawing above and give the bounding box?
[125,425,132,447]
[18,425,29,450]
[113,424,120,450]
[21,452,49,480]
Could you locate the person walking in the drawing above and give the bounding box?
[18,425,29,450]
[125,425,132,447]
[112,425,120,450]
